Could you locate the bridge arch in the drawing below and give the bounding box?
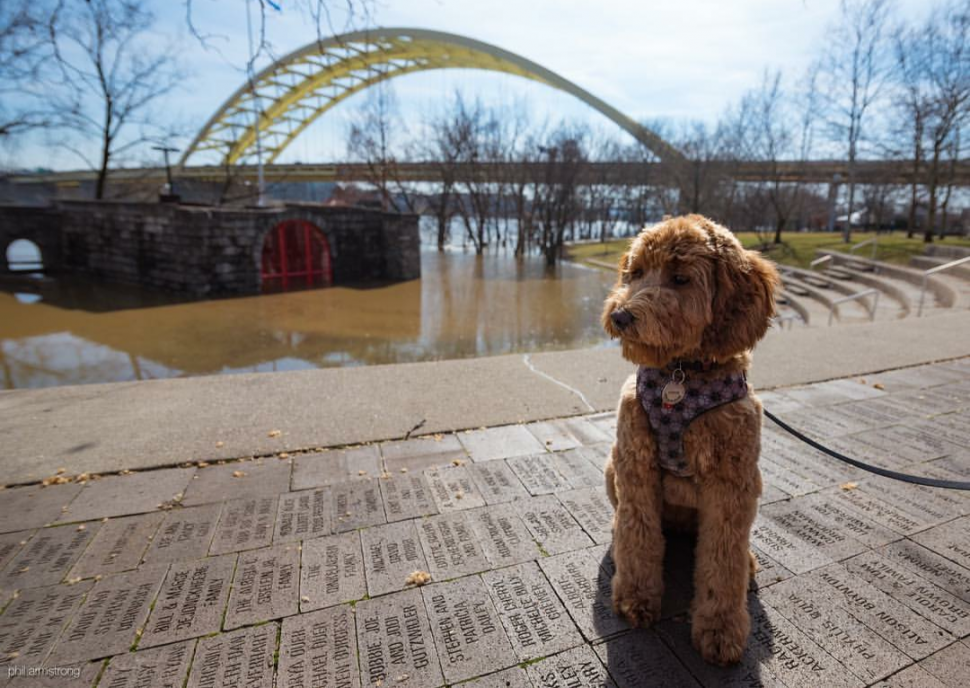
[180,27,682,168]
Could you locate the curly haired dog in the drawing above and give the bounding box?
[601,215,780,665]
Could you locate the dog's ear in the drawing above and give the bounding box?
[701,240,780,360]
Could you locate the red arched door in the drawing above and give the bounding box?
[261,220,333,292]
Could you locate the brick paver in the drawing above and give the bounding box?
[0,359,968,686]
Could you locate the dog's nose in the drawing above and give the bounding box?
[610,309,634,330]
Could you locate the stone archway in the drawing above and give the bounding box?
[4,238,44,273]
[260,219,333,292]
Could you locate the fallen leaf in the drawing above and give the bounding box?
[278,452,290,459]
[18,566,29,573]
[76,524,86,531]
[197,461,209,468]
[433,434,444,442]
[454,491,464,500]
[56,467,66,475]
[400,467,408,473]
[268,430,282,438]
[358,470,368,476]
[873,383,885,390]
[301,595,310,603]
[215,441,225,448]
[451,459,463,466]
[405,570,431,586]
[232,470,246,478]
[840,482,858,491]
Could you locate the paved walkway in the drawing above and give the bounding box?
[1,310,969,486]
[0,357,968,686]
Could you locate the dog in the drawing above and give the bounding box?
[601,214,780,665]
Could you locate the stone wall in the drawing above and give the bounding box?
[0,201,420,296]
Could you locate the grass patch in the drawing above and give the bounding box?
[567,232,970,271]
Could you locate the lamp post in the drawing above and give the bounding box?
[152,145,180,202]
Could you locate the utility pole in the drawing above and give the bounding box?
[245,0,266,207]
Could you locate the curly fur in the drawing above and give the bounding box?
[602,215,780,665]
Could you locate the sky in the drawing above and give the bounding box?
[5,0,933,170]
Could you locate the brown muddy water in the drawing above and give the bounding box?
[0,250,617,390]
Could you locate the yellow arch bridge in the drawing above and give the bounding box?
[179,27,683,168]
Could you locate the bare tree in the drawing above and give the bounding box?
[818,0,894,242]
[347,79,417,212]
[0,1,53,142]
[48,0,182,199]
[532,128,588,267]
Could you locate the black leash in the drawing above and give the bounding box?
[763,408,970,491]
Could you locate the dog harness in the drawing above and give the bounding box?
[636,364,749,477]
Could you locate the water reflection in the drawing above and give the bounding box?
[0,250,616,390]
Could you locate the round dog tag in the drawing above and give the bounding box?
[662,381,686,405]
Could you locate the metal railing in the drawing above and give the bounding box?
[828,289,880,326]
[917,255,970,317]
[809,255,832,271]
[848,237,878,260]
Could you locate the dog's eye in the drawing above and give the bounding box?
[627,268,643,281]
[672,274,690,286]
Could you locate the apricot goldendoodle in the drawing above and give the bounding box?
[601,215,780,665]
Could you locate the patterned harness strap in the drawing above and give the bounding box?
[636,365,749,477]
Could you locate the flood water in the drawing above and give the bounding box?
[0,248,616,390]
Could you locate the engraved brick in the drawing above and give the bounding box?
[142,503,221,565]
[98,639,195,688]
[225,544,300,629]
[210,496,277,555]
[141,554,235,647]
[378,474,438,522]
[69,513,165,579]
[300,531,366,612]
[361,520,429,597]
[482,562,583,661]
[425,466,487,512]
[279,606,359,688]
[331,479,386,532]
[0,522,100,589]
[48,565,168,664]
[418,513,489,580]
[186,623,277,688]
[422,577,517,683]
[467,462,529,505]
[356,588,443,688]
[274,489,332,543]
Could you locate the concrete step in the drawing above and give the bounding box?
[817,250,962,312]
[783,266,904,324]
[826,267,856,281]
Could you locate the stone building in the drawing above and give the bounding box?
[0,201,421,296]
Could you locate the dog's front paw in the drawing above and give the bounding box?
[611,575,661,628]
[691,608,750,666]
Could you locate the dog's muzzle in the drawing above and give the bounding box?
[610,309,635,331]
